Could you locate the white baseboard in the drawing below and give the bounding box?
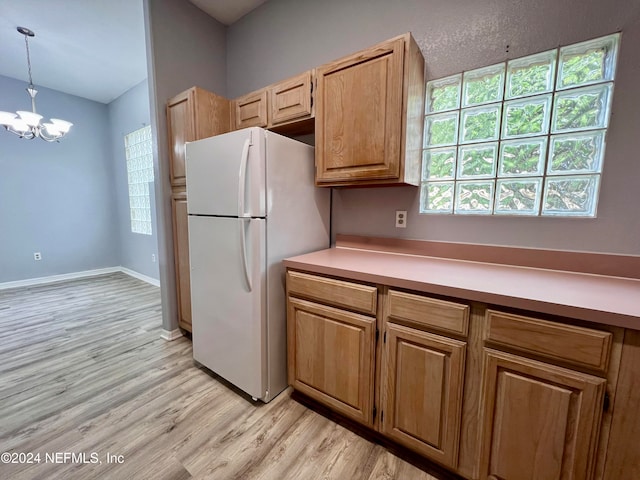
[0,267,122,290]
[160,328,183,341]
[0,266,160,290]
[120,267,161,287]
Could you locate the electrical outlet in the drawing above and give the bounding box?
[152,254,156,263]
[395,211,407,228]
[33,252,42,261]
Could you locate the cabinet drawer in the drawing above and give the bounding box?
[485,310,612,372]
[287,270,377,315]
[387,290,469,336]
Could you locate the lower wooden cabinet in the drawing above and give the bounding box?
[287,297,376,426]
[285,269,621,480]
[381,323,466,469]
[171,192,192,332]
[478,349,606,480]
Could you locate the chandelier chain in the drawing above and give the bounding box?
[24,33,34,88]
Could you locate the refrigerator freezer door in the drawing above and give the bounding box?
[188,215,267,399]
[185,127,266,217]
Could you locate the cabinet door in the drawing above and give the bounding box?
[233,90,268,129]
[269,71,313,125]
[171,193,191,332]
[167,90,195,186]
[479,349,606,480]
[381,323,466,469]
[287,297,376,426]
[315,37,404,183]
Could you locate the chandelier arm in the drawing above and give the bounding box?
[6,125,36,140]
[38,128,63,142]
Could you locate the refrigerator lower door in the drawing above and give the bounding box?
[188,215,267,399]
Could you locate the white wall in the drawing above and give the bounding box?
[227,0,640,255]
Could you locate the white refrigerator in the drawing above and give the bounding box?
[185,127,330,403]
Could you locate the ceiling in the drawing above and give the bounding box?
[189,0,268,25]
[0,0,266,105]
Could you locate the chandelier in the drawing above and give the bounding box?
[0,27,73,142]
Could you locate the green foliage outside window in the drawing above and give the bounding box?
[551,137,598,172]
[426,150,456,178]
[497,181,539,211]
[428,117,457,145]
[463,110,498,142]
[505,102,546,137]
[554,91,602,131]
[509,64,550,97]
[430,84,459,112]
[501,142,543,175]
[560,50,605,88]
[466,75,502,105]
[460,147,496,177]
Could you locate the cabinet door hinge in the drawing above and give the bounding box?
[603,392,611,412]
[372,406,377,421]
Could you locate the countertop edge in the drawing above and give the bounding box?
[283,250,640,330]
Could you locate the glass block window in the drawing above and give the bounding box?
[421,33,620,217]
[125,125,154,235]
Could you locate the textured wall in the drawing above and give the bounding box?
[107,79,159,281]
[0,74,119,282]
[227,0,640,255]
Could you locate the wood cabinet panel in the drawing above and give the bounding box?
[315,33,424,187]
[233,90,268,129]
[269,70,313,125]
[485,310,612,373]
[479,349,606,480]
[316,37,403,184]
[388,289,469,336]
[381,323,466,469]
[287,270,377,315]
[604,329,640,479]
[171,192,191,332]
[166,87,230,187]
[167,92,192,186]
[287,297,376,425]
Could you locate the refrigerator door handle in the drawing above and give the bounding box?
[238,138,251,218]
[239,217,252,292]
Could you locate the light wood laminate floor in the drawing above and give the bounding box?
[0,273,443,480]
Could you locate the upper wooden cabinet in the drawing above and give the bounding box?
[315,33,425,187]
[269,70,314,126]
[233,89,268,129]
[231,70,315,133]
[166,86,230,186]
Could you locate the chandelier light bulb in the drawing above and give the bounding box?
[0,27,73,142]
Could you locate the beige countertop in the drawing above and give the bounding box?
[284,238,640,330]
